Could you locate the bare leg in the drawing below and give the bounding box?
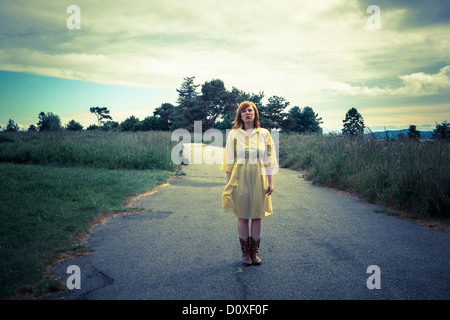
[237,218,249,239]
[250,218,262,241]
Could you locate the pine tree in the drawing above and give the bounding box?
[173,76,201,130]
[342,107,365,136]
[286,106,323,133]
[261,96,289,130]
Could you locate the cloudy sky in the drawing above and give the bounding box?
[0,0,449,132]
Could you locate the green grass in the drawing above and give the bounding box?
[0,131,179,299]
[279,133,449,219]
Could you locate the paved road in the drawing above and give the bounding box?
[43,144,450,300]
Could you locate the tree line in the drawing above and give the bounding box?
[108,76,325,134]
[1,76,448,139]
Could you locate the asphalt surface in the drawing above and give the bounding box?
[42,144,450,300]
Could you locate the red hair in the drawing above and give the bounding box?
[232,101,261,129]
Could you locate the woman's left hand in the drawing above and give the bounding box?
[266,183,274,196]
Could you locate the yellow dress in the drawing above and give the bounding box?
[221,128,278,219]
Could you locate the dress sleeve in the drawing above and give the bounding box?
[220,130,235,172]
[261,130,278,175]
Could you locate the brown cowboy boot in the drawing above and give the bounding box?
[239,238,252,266]
[250,237,262,265]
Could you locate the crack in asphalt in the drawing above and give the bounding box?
[77,266,114,300]
[234,264,249,300]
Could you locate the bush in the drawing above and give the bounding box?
[119,116,141,131]
[37,112,62,131]
[4,119,19,133]
[433,121,449,140]
[66,119,83,131]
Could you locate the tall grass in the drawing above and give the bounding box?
[0,131,178,171]
[279,133,449,218]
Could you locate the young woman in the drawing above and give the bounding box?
[221,101,277,265]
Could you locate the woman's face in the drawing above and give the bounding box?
[241,106,255,124]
